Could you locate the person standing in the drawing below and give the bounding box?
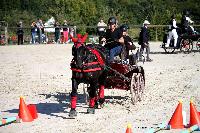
[31,21,37,44]
[54,21,60,44]
[97,19,107,44]
[138,20,152,62]
[63,20,69,44]
[166,14,178,48]
[17,21,24,45]
[36,18,44,44]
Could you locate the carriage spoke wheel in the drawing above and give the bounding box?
[180,39,193,52]
[130,73,138,105]
[196,38,200,51]
[137,73,145,102]
[130,73,144,104]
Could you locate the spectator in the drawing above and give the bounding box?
[31,21,37,44]
[97,19,107,44]
[63,20,69,44]
[138,20,152,62]
[69,27,75,42]
[17,21,24,45]
[54,21,61,43]
[36,18,44,44]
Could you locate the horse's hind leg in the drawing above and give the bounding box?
[69,78,79,117]
[98,85,105,106]
[98,73,106,106]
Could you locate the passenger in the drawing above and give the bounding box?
[101,17,125,63]
[97,18,107,44]
[120,24,136,62]
[166,14,178,48]
[181,10,195,34]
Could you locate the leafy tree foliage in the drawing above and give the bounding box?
[1,0,199,26]
[0,0,199,40]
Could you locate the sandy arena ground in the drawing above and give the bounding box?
[0,42,200,133]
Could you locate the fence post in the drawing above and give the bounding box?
[155,27,158,41]
[74,26,76,37]
[5,26,8,45]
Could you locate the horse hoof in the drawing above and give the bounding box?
[99,98,105,105]
[87,107,95,114]
[69,109,77,117]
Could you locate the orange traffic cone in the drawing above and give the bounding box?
[168,100,184,129]
[18,96,34,122]
[126,123,132,133]
[27,104,38,119]
[190,100,200,126]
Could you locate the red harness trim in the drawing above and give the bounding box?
[71,67,102,72]
[83,62,99,66]
[71,68,81,72]
[83,68,102,72]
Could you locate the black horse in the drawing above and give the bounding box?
[69,34,107,117]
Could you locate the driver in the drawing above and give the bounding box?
[101,17,125,63]
[166,14,178,48]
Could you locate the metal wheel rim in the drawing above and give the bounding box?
[137,73,145,101]
[180,39,192,52]
[130,73,138,104]
[196,38,200,50]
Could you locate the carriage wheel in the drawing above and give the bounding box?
[180,38,193,52]
[196,38,200,51]
[130,73,145,104]
[130,73,138,104]
[137,73,145,101]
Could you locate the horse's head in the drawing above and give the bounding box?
[71,33,88,68]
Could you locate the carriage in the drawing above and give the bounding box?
[161,29,200,53]
[103,56,145,105]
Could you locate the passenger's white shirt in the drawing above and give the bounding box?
[186,16,194,24]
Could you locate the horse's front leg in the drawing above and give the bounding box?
[69,78,79,117]
[98,72,107,106]
[87,80,98,114]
